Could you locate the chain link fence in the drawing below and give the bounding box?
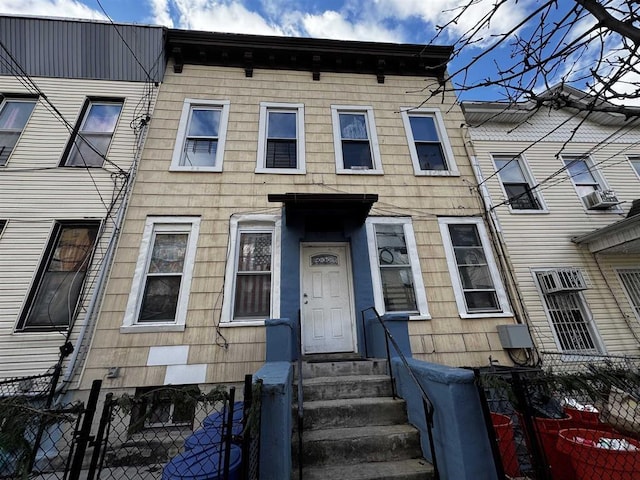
[475,352,640,480]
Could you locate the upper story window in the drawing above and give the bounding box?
[17,221,100,331]
[0,96,36,166]
[221,214,281,325]
[492,154,544,211]
[439,217,511,318]
[256,102,305,174]
[401,108,458,176]
[0,220,5,236]
[331,106,382,174]
[366,217,430,319]
[63,99,123,167]
[562,155,611,200]
[122,216,200,333]
[629,155,640,179]
[170,99,230,172]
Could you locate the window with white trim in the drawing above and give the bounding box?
[221,214,281,324]
[130,386,198,432]
[17,221,100,331]
[170,99,230,172]
[401,108,458,175]
[366,217,430,318]
[256,102,305,174]
[618,269,640,323]
[63,98,123,167]
[122,216,200,332]
[562,155,609,201]
[535,271,602,353]
[0,96,36,166]
[628,155,640,179]
[331,106,382,174]
[493,154,544,211]
[439,217,511,318]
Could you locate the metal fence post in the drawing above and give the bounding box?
[86,392,113,480]
[68,379,102,480]
[473,369,507,479]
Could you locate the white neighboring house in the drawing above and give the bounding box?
[0,16,164,391]
[462,86,640,358]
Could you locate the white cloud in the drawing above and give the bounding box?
[148,0,174,27]
[170,0,284,36]
[302,10,402,42]
[0,0,106,20]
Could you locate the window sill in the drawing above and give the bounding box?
[169,165,222,173]
[408,314,432,321]
[120,323,186,334]
[336,168,384,175]
[459,311,514,320]
[255,167,306,175]
[13,327,68,334]
[507,209,549,215]
[414,170,460,177]
[218,320,266,327]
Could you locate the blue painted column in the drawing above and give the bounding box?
[265,318,295,362]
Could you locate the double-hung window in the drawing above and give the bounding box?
[171,99,230,172]
[221,214,281,324]
[562,155,608,200]
[493,154,543,211]
[332,106,382,174]
[122,216,200,332]
[366,217,429,318]
[0,96,36,166]
[63,99,123,167]
[439,217,511,318]
[17,221,100,331]
[618,269,640,323]
[256,102,305,174]
[628,155,640,179]
[401,108,458,175]
[534,270,601,353]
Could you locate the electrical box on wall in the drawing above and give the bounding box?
[497,324,533,349]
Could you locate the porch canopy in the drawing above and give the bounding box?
[268,193,378,228]
[572,200,640,254]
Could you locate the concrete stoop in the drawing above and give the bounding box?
[292,359,434,480]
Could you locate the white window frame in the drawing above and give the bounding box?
[439,217,512,318]
[256,102,305,174]
[627,155,640,180]
[366,217,430,320]
[0,97,37,167]
[532,267,604,354]
[121,216,201,333]
[400,107,458,176]
[331,105,383,175]
[491,153,547,213]
[170,99,230,172]
[220,214,281,326]
[561,154,617,210]
[617,268,640,324]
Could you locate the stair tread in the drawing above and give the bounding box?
[304,396,402,409]
[298,374,391,386]
[302,423,418,442]
[295,458,433,480]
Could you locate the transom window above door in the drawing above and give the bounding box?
[256,102,305,174]
[171,99,230,172]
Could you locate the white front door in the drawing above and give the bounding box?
[301,243,356,354]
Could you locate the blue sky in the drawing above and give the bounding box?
[0,0,632,104]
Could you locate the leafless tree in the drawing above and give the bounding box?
[435,0,640,115]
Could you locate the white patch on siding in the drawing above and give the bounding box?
[147,345,189,366]
[164,364,207,385]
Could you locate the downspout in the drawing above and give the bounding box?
[61,102,155,387]
[462,125,538,362]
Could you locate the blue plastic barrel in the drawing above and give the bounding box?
[202,402,243,429]
[184,422,243,451]
[162,443,242,480]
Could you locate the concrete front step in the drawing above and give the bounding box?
[293,424,422,467]
[299,397,408,430]
[296,358,388,378]
[296,374,393,401]
[292,458,434,480]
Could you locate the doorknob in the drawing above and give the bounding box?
[303,293,308,304]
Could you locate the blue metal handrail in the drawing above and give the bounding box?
[361,306,440,480]
[296,310,304,480]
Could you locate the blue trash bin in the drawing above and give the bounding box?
[162,443,242,480]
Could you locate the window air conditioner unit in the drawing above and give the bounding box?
[582,190,619,210]
[538,268,587,294]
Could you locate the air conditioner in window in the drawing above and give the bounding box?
[538,268,587,294]
[582,190,619,210]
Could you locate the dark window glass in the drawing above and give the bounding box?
[0,99,36,166]
[339,113,373,169]
[234,232,272,319]
[409,116,447,170]
[181,107,221,167]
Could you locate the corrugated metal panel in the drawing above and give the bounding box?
[0,16,165,82]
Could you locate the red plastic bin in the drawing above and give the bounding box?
[557,428,640,480]
[490,413,521,478]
